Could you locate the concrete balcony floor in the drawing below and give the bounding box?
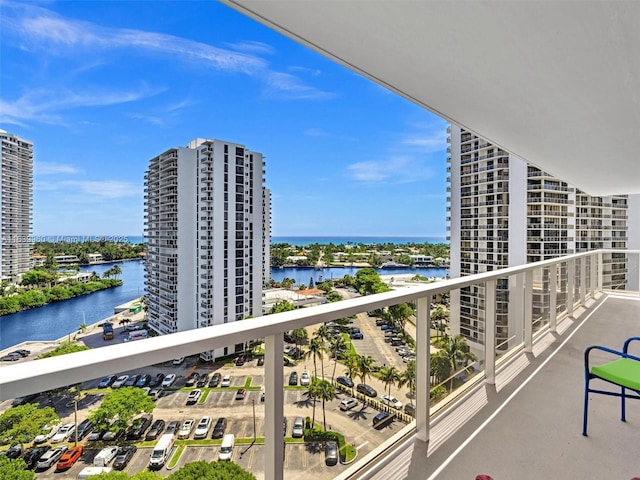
[365,293,640,480]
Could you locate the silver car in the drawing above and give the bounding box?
[36,445,67,470]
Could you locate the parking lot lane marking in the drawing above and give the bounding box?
[357,441,370,450]
[302,444,308,468]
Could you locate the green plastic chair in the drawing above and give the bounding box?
[583,336,640,436]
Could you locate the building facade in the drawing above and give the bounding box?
[0,130,33,281]
[447,125,629,354]
[144,138,270,361]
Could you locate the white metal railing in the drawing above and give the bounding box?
[0,249,639,480]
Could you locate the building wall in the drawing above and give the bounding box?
[0,130,33,280]
[145,138,270,361]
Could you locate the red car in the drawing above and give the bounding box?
[56,445,83,470]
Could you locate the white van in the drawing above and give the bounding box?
[149,433,175,470]
[93,445,120,466]
[77,466,113,479]
[125,330,148,342]
[218,433,235,461]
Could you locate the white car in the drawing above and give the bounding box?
[220,375,231,387]
[380,394,403,409]
[34,421,62,444]
[50,422,75,443]
[300,371,310,386]
[339,397,359,411]
[178,419,195,439]
[186,389,202,405]
[193,416,212,439]
[36,445,67,469]
[111,375,129,388]
[172,357,185,365]
[161,373,176,387]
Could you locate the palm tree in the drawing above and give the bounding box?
[399,359,416,405]
[438,334,476,391]
[356,354,376,389]
[290,328,308,357]
[328,335,347,383]
[343,353,359,396]
[304,337,326,379]
[431,304,449,340]
[315,379,336,431]
[308,377,322,428]
[379,365,401,405]
[111,264,122,280]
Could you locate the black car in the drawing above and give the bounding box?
[149,373,165,388]
[257,356,264,366]
[235,356,246,366]
[165,420,181,435]
[336,376,354,388]
[124,374,140,387]
[23,446,50,469]
[98,375,117,388]
[185,372,200,387]
[211,417,227,439]
[126,414,153,440]
[113,445,137,470]
[209,372,221,387]
[11,349,30,357]
[145,419,166,441]
[356,383,377,397]
[373,411,393,429]
[196,374,209,388]
[288,371,298,386]
[69,418,94,442]
[135,374,151,388]
[5,444,23,459]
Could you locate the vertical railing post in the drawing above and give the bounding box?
[589,252,597,297]
[484,280,496,384]
[549,264,557,333]
[415,295,430,443]
[512,273,524,344]
[524,270,533,353]
[580,256,587,306]
[597,251,603,292]
[567,259,575,317]
[264,333,284,480]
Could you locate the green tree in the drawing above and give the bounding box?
[269,300,295,315]
[326,291,343,303]
[342,354,359,395]
[91,471,161,480]
[356,354,376,388]
[431,350,452,386]
[21,270,56,287]
[398,359,416,408]
[388,302,414,336]
[328,335,347,383]
[353,268,390,295]
[0,456,36,480]
[315,379,336,432]
[167,460,256,480]
[0,404,58,446]
[379,365,401,405]
[36,343,90,359]
[111,264,123,279]
[303,336,326,380]
[431,305,449,340]
[88,387,155,435]
[316,281,333,293]
[435,334,477,391]
[290,328,308,356]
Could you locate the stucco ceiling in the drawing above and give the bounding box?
[221,0,640,195]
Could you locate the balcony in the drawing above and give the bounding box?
[1,250,639,480]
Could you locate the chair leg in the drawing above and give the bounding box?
[583,379,590,436]
[621,386,627,422]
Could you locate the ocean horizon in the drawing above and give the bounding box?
[34,235,449,246]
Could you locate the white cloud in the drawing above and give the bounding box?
[305,128,327,137]
[264,72,334,100]
[35,162,80,175]
[35,179,140,199]
[348,156,433,184]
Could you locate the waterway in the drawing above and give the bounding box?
[0,261,448,350]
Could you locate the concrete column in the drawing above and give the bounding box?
[415,296,430,443]
[264,333,284,480]
[484,280,496,384]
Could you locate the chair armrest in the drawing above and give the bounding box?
[623,337,640,354]
[584,345,625,373]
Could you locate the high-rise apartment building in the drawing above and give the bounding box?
[0,130,33,281]
[144,138,270,361]
[446,125,629,353]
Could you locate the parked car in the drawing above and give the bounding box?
[69,418,94,442]
[23,446,50,470]
[172,357,185,365]
[235,388,246,400]
[185,372,200,387]
[257,356,264,366]
[288,371,298,386]
[161,373,176,388]
[196,373,209,388]
[373,411,393,429]
[356,383,377,397]
[194,416,212,439]
[339,397,359,411]
[165,420,181,435]
[145,419,166,441]
[34,421,61,444]
[404,403,416,416]
[300,371,310,386]
[126,414,153,440]
[56,445,83,470]
[375,318,389,326]
[220,375,231,387]
[124,374,140,387]
[336,376,354,388]
[209,372,221,387]
[292,416,304,438]
[93,445,120,466]
[5,444,23,459]
[51,422,75,443]
[11,349,30,357]
[178,419,195,439]
[380,394,403,409]
[113,445,137,470]
[186,389,202,405]
[212,417,227,439]
[235,356,246,366]
[135,374,151,388]
[101,421,125,442]
[149,373,165,388]
[148,387,163,401]
[1,353,20,362]
[98,375,117,388]
[36,445,67,470]
[111,375,129,388]
[350,332,364,340]
[325,441,339,466]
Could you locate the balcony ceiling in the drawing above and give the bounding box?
[221,1,640,196]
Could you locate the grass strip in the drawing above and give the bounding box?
[166,444,185,469]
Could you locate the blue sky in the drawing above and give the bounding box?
[0,0,448,238]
